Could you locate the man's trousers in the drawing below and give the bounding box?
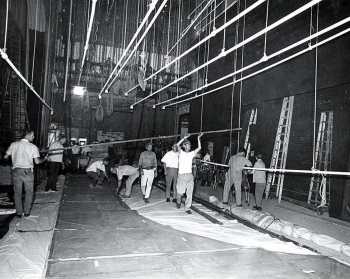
[165,167,178,199]
[141,169,155,198]
[223,171,242,205]
[13,168,34,215]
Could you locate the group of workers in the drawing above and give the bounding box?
[223,151,266,211]
[3,128,267,218]
[87,134,204,214]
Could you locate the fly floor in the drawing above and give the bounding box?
[46,175,350,278]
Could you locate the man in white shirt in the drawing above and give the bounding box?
[46,137,66,191]
[175,133,203,214]
[86,158,109,188]
[111,164,139,197]
[4,130,46,217]
[161,143,179,203]
[253,153,266,211]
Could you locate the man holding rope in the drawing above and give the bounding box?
[175,133,203,214]
[4,130,47,217]
[223,150,252,207]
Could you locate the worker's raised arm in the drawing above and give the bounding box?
[194,133,203,154]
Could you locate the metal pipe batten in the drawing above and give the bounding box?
[44,127,242,153]
[0,48,53,112]
[193,161,350,177]
[158,17,350,107]
[163,26,350,108]
[78,0,98,85]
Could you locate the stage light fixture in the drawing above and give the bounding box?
[72,86,86,96]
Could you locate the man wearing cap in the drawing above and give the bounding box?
[4,130,47,217]
[138,142,157,203]
[175,133,203,214]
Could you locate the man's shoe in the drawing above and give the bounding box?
[185,210,192,214]
[166,198,170,202]
[121,194,131,198]
[253,206,258,210]
[222,202,228,205]
[24,213,30,217]
[144,198,149,203]
[176,203,181,209]
[172,199,177,203]
[15,213,22,218]
[257,206,262,211]
[236,204,243,207]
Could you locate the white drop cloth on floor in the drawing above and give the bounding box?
[122,187,315,256]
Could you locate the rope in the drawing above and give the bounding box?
[167,0,214,56]
[312,4,320,169]
[31,0,39,85]
[213,0,217,30]
[111,1,116,71]
[263,0,270,56]
[237,0,247,152]
[63,0,73,102]
[166,0,172,55]
[3,0,9,50]
[229,0,240,156]
[175,0,182,111]
[123,0,129,49]
[222,0,227,52]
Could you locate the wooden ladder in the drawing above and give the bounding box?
[243,108,257,158]
[266,96,294,203]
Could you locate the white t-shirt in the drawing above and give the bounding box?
[48,141,64,163]
[253,159,266,183]
[6,139,40,169]
[86,161,106,173]
[178,150,196,174]
[161,150,179,169]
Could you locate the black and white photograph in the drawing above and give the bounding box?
[0,0,350,278]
